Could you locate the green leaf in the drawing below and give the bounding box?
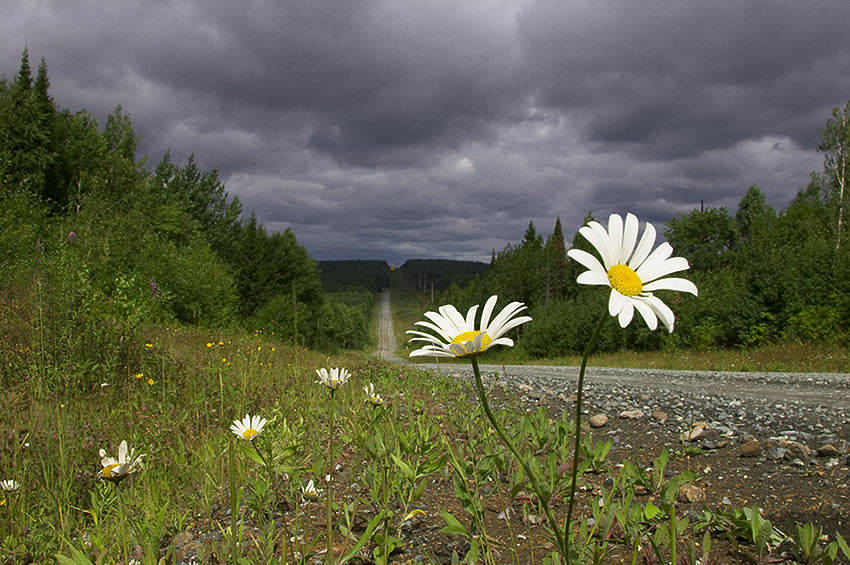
[390,453,415,482]
[643,501,661,521]
[338,509,387,564]
[440,510,469,536]
[837,532,850,559]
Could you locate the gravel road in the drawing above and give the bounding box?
[379,291,850,445]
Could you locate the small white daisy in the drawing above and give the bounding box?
[364,383,384,406]
[0,479,20,492]
[99,440,145,483]
[567,212,698,331]
[407,295,532,358]
[302,479,319,500]
[315,367,350,391]
[230,413,267,441]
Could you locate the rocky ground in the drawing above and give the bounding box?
[413,361,850,561]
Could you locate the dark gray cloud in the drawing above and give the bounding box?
[3,1,848,264]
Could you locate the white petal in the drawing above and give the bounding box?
[488,315,532,341]
[644,295,675,332]
[637,256,690,284]
[438,305,467,335]
[617,300,634,328]
[567,248,606,276]
[629,221,657,268]
[608,213,624,262]
[118,441,128,464]
[582,222,614,268]
[413,320,454,343]
[479,295,498,331]
[464,304,480,332]
[636,242,674,276]
[608,289,627,317]
[632,298,658,330]
[621,213,639,264]
[643,277,698,295]
[486,302,525,335]
[410,347,453,358]
[489,337,515,348]
[576,271,610,286]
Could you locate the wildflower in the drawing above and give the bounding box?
[99,440,145,483]
[230,413,267,441]
[567,213,698,331]
[144,343,153,349]
[218,341,224,346]
[364,383,384,406]
[315,367,350,391]
[302,479,319,500]
[146,378,155,386]
[407,295,531,358]
[0,479,20,491]
[206,342,213,348]
[134,372,143,379]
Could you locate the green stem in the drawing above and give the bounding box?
[115,484,128,564]
[229,436,238,563]
[469,356,567,558]
[563,309,608,560]
[327,389,335,565]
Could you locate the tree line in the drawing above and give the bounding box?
[0,48,370,386]
[443,102,850,356]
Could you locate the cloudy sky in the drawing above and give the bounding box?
[4,1,849,264]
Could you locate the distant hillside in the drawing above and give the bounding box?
[319,260,392,292]
[396,259,489,292]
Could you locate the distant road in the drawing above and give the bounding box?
[375,290,404,362]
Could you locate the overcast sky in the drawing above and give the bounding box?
[4,1,849,264]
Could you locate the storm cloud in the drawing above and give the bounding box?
[4,0,848,263]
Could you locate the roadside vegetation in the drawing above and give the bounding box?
[2,48,850,563]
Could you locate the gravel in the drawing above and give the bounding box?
[415,362,850,448]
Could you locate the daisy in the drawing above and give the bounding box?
[567,212,698,331]
[315,367,350,391]
[302,479,319,500]
[364,383,384,406]
[230,413,267,441]
[406,295,532,358]
[99,440,145,483]
[0,479,20,491]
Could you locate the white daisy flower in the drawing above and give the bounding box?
[99,440,145,483]
[315,367,350,391]
[364,383,384,406]
[407,295,532,358]
[567,212,698,331]
[302,479,319,500]
[230,413,267,441]
[0,479,20,491]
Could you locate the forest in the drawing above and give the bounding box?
[0,48,372,390]
[439,109,850,358]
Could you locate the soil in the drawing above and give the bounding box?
[166,292,850,563]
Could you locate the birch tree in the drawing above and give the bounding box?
[818,100,850,250]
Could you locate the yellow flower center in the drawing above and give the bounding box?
[102,463,120,477]
[607,264,643,296]
[450,331,492,355]
[243,428,258,440]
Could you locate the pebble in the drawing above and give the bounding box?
[589,414,609,428]
[741,439,762,458]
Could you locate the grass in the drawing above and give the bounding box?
[1,289,849,563]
